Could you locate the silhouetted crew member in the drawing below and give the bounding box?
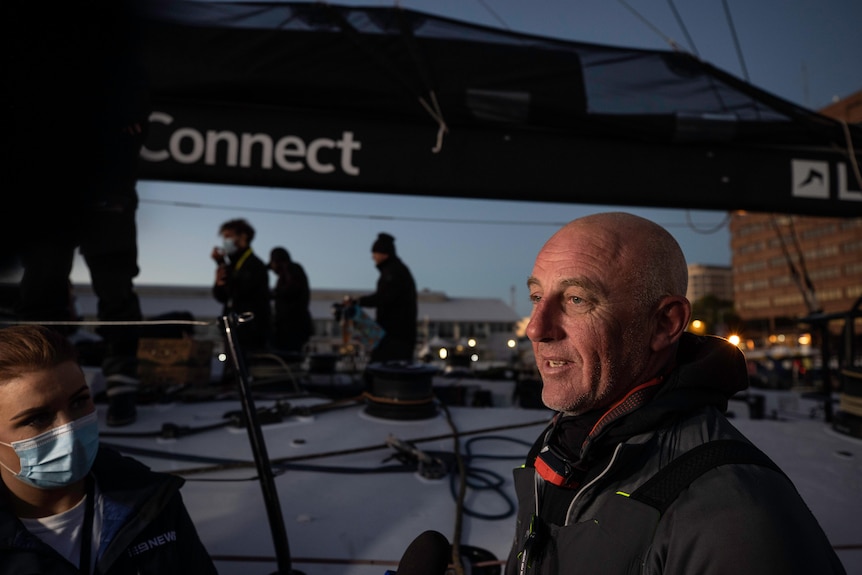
[357,233,417,363]
[269,247,313,354]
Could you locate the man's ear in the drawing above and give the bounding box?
[650,296,691,352]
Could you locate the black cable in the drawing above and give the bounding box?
[445,434,530,521]
[685,210,730,235]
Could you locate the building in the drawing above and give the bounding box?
[728,90,862,354]
[70,283,522,361]
[731,213,862,320]
[686,264,733,303]
[819,89,862,123]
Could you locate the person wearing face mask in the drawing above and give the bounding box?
[211,218,271,353]
[0,325,218,574]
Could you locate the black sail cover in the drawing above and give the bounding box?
[137,1,862,216]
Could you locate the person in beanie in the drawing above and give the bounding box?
[356,233,418,363]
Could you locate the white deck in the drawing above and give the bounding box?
[93,386,862,574]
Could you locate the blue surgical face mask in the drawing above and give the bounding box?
[222,237,238,255]
[0,411,99,489]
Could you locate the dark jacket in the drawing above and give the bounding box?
[213,248,271,350]
[506,334,845,575]
[0,447,217,575]
[357,255,417,348]
[271,260,313,352]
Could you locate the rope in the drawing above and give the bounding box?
[361,390,436,406]
[0,319,212,327]
[418,91,449,153]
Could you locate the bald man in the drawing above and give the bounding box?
[507,212,844,575]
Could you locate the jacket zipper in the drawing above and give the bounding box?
[563,442,625,525]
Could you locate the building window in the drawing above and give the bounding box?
[738,241,765,255]
[736,223,766,237]
[772,293,804,306]
[809,267,840,281]
[801,224,837,239]
[817,288,844,302]
[803,245,838,259]
[739,261,767,273]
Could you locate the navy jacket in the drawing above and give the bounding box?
[0,447,217,575]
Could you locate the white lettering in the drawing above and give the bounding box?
[127,531,178,557]
[307,137,335,174]
[274,136,306,171]
[337,131,361,176]
[205,130,239,167]
[170,128,205,164]
[838,163,862,201]
[143,111,361,176]
[240,133,274,169]
[140,112,172,161]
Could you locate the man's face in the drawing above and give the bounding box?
[221,229,249,252]
[525,223,654,414]
[372,252,388,265]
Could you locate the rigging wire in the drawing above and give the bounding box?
[769,216,821,314]
[476,0,510,31]
[720,0,750,82]
[785,216,821,313]
[140,197,729,233]
[615,0,684,52]
[665,0,699,56]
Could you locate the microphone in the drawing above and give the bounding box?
[386,530,450,575]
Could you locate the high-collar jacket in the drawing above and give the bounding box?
[506,334,845,575]
[0,447,218,575]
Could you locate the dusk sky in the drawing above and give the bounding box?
[68,0,862,317]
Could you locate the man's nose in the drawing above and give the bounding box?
[526,299,562,343]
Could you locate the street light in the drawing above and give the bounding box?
[690,319,706,335]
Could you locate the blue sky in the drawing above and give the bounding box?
[69,0,862,317]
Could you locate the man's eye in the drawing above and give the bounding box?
[568,296,584,304]
[529,294,542,304]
